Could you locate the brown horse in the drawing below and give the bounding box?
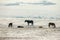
[8,23,13,27]
[48,22,56,28]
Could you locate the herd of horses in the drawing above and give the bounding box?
[8,20,56,28]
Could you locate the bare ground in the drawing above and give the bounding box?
[0,27,60,40]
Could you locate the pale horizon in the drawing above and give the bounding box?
[0,0,60,18]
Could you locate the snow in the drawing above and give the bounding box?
[0,18,60,40]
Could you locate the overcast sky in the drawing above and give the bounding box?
[0,0,60,17]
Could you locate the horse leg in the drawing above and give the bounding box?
[32,22,33,26]
[28,23,29,26]
[8,24,10,27]
[54,25,56,28]
[48,24,50,28]
[11,25,12,27]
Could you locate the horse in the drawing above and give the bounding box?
[48,22,56,28]
[8,23,13,27]
[17,26,24,28]
[25,20,33,26]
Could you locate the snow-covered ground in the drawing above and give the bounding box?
[0,18,60,40]
[0,18,60,28]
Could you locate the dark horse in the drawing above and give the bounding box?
[48,22,56,28]
[25,20,33,26]
[8,23,13,27]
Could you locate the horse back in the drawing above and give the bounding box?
[49,22,55,25]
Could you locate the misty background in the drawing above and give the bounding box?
[0,0,60,19]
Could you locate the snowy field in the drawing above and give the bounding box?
[0,18,60,40]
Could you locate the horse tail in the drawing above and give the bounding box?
[54,24,56,28]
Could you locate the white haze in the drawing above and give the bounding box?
[0,0,60,18]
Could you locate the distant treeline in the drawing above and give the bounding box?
[15,16,60,19]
